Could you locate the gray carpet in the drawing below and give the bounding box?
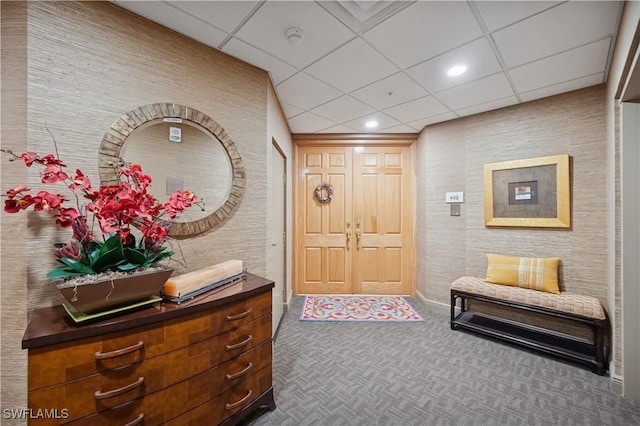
[244,296,640,426]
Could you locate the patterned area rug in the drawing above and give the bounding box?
[299,295,424,322]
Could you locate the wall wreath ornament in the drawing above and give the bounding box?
[314,182,334,204]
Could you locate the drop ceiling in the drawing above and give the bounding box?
[113,0,623,134]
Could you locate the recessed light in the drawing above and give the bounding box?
[447,65,467,76]
[365,120,378,128]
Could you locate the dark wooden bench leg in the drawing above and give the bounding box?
[594,320,606,375]
[450,292,457,330]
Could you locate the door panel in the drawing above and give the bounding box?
[296,144,413,295]
[297,146,352,294]
[353,146,413,295]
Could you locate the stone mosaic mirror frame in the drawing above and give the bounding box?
[98,103,245,237]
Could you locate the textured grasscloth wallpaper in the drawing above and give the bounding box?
[1,1,275,416]
[1,1,29,418]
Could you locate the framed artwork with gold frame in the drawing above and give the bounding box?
[484,154,571,228]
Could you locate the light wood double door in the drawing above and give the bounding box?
[295,144,414,295]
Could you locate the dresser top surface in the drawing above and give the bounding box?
[22,272,274,350]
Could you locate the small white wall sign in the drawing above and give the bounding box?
[445,191,464,203]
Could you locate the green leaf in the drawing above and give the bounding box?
[59,258,94,275]
[87,241,101,252]
[92,246,127,273]
[101,235,123,255]
[145,250,174,265]
[88,247,101,265]
[117,263,140,271]
[124,247,148,265]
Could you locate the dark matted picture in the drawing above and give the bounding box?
[508,180,538,205]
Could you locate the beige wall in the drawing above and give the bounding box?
[0,1,280,415]
[1,2,29,419]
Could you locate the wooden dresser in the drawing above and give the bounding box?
[22,273,275,425]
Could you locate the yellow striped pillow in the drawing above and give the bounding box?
[485,253,560,294]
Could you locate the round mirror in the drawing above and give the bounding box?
[98,103,245,237]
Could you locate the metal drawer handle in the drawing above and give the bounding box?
[95,341,144,360]
[225,389,253,410]
[225,335,253,351]
[95,377,144,400]
[226,309,252,321]
[226,362,253,380]
[124,413,144,426]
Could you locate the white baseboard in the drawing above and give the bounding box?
[415,290,459,316]
[610,373,624,395]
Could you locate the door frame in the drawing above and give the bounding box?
[270,139,287,338]
[292,133,417,297]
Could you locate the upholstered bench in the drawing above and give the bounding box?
[450,276,609,375]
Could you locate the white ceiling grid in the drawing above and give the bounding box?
[114,0,623,134]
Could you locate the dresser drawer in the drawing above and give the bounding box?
[59,351,273,426]
[163,365,273,426]
[28,320,272,424]
[28,291,272,391]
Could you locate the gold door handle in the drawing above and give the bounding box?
[355,221,361,250]
[346,229,352,250]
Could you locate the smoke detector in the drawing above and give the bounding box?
[285,27,304,46]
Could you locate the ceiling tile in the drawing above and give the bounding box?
[510,38,611,94]
[383,96,449,123]
[475,1,563,32]
[116,1,229,47]
[350,72,428,110]
[493,1,621,68]
[435,73,514,111]
[222,38,297,85]
[276,73,342,110]
[379,124,417,134]
[362,1,483,68]
[171,1,260,33]
[408,112,458,131]
[344,113,401,133]
[318,124,361,134]
[311,95,376,123]
[306,38,398,92]
[407,38,502,94]
[233,1,354,68]
[288,112,338,133]
[281,102,305,119]
[455,96,518,118]
[519,73,605,103]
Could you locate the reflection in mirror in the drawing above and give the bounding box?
[122,120,232,223]
[98,103,245,237]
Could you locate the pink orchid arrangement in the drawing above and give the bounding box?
[2,147,198,279]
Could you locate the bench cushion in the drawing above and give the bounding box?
[451,276,606,320]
